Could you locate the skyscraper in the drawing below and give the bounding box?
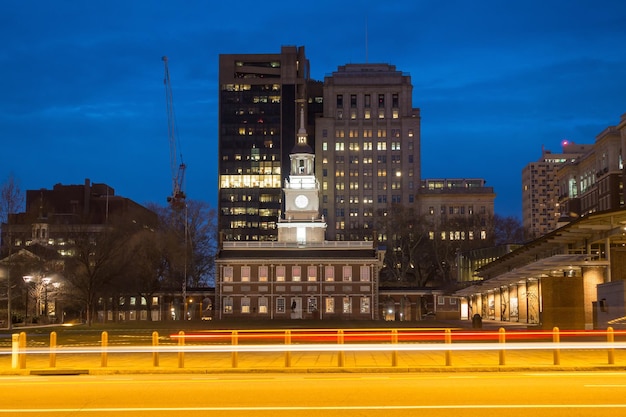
[218,46,320,241]
[315,64,421,240]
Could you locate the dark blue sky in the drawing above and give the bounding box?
[3,1,626,219]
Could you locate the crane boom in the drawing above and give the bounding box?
[162,56,186,207]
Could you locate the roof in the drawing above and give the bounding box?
[455,208,626,296]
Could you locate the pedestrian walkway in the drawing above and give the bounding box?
[0,319,624,375]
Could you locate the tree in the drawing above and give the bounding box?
[148,200,218,289]
[492,214,526,245]
[62,209,151,326]
[375,205,431,286]
[0,174,24,329]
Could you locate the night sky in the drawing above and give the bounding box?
[2,0,626,219]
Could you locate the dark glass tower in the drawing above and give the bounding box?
[218,46,320,241]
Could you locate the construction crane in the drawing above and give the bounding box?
[162,56,187,208]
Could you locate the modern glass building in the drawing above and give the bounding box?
[218,46,322,241]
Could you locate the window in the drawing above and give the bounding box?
[350,94,357,108]
[364,94,371,108]
[276,298,286,313]
[342,297,352,314]
[337,94,343,107]
[276,266,286,282]
[325,297,335,313]
[258,297,268,314]
[307,265,317,281]
[241,266,250,282]
[223,297,233,314]
[360,265,370,282]
[360,297,370,314]
[438,296,445,305]
[325,266,335,281]
[241,297,250,313]
[223,266,233,282]
[292,266,301,281]
[308,297,318,313]
[259,266,268,282]
[378,94,384,107]
[392,93,399,108]
[342,266,352,282]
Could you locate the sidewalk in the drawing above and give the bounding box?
[1,319,624,375]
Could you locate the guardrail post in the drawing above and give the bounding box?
[498,328,506,366]
[231,330,238,368]
[178,331,185,368]
[552,327,560,365]
[11,334,19,369]
[50,331,57,368]
[19,332,26,369]
[101,331,108,367]
[391,329,398,367]
[444,329,452,366]
[152,331,159,367]
[607,326,615,365]
[284,330,292,368]
[337,330,345,367]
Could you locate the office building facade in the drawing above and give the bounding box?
[315,64,421,241]
[522,142,591,239]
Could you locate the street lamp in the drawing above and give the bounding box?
[22,275,34,324]
[41,277,51,319]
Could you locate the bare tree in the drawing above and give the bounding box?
[491,214,527,245]
[62,209,150,326]
[149,200,218,289]
[0,174,24,329]
[375,205,431,286]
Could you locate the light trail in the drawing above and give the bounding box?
[1,404,626,413]
[0,341,625,356]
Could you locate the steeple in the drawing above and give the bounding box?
[291,104,313,154]
[277,101,326,244]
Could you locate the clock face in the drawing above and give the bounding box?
[295,194,309,209]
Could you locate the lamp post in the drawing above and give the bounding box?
[22,275,33,324]
[41,277,51,319]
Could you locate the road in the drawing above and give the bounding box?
[1,371,626,416]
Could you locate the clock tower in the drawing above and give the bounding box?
[277,104,326,244]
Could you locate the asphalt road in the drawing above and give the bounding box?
[1,371,626,416]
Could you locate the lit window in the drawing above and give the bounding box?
[276,298,286,313]
[360,297,370,314]
[259,297,268,314]
[292,266,301,282]
[223,297,233,314]
[241,298,250,313]
[343,297,352,314]
[258,266,268,282]
[241,266,250,282]
[223,266,233,282]
[360,265,370,282]
[325,266,335,281]
[325,297,335,313]
[307,265,317,281]
[342,266,352,282]
[276,266,285,282]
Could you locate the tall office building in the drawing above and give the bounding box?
[521,141,591,239]
[315,64,421,241]
[218,46,321,241]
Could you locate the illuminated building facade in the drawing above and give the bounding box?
[215,108,383,320]
[522,142,591,239]
[315,64,421,241]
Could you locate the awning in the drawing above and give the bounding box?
[455,254,609,296]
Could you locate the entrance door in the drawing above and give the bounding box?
[290,297,302,319]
